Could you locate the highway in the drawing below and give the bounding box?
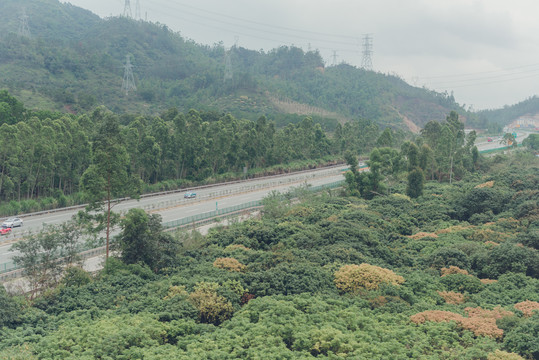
[0,166,346,266]
[475,129,533,152]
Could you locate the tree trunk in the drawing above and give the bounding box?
[106,171,111,259]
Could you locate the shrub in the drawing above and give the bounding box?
[411,306,513,339]
[408,232,438,240]
[188,282,234,325]
[60,266,92,287]
[164,286,188,300]
[437,291,465,304]
[480,278,498,284]
[503,314,539,359]
[0,286,22,328]
[487,350,524,360]
[441,266,469,276]
[513,300,539,317]
[334,263,404,293]
[440,273,484,294]
[478,242,539,279]
[460,307,514,339]
[213,257,246,272]
[410,310,464,324]
[427,248,470,270]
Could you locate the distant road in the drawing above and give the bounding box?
[475,130,533,152]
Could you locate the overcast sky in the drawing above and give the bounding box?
[64,0,539,110]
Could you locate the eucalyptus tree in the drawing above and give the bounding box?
[80,107,141,258]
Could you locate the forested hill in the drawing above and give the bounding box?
[476,96,539,129]
[0,0,468,131]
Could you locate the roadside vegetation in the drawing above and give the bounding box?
[1,133,537,359]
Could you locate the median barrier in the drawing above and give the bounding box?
[1,179,345,280]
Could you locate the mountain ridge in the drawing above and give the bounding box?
[1,0,538,131]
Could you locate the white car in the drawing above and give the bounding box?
[2,217,23,228]
[184,192,197,199]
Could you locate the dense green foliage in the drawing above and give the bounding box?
[1,151,537,359]
[0,0,468,131]
[1,92,402,215]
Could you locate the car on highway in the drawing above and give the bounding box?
[2,217,23,228]
[487,137,493,142]
[184,192,197,199]
[0,225,12,235]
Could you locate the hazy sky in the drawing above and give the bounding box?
[64,0,539,110]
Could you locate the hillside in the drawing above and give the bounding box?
[476,96,539,131]
[0,0,471,131]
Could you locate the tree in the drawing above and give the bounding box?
[501,133,517,148]
[116,208,179,271]
[11,220,83,298]
[376,128,393,148]
[81,108,141,258]
[406,167,425,198]
[522,133,538,150]
[344,151,361,196]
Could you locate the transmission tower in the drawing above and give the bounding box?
[122,55,137,96]
[331,51,339,66]
[135,0,141,20]
[18,9,31,38]
[123,0,132,18]
[361,34,373,70]
[224,48,233,82]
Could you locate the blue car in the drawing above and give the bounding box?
[184,192,196,199]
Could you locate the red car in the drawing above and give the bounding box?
[487,137,493,142]
[0,225,12,235]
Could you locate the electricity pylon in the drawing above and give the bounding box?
[18,9,31,38]
[135,0,141,20]
[361,34,373,70]
[123,0,132,18]
[224,48,233,82]
[122,55,137,96]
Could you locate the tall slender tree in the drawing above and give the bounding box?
[80,108,140,258]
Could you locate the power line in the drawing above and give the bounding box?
[430,72,539,90]
[417,62,539,80]
[426,66,539,88]
[160,1,359,41]
[138,1,362,49]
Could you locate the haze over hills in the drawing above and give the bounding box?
[1,0,538,131]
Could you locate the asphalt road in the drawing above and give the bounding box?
[0,166,345,265]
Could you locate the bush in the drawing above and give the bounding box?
[513,300,539,317]
[487,350,524,360]
[476,242,539,279]
[334,264,404,293]
[440,273,484,294]
[503,314,539,359]
[0,286,22,328]
[425,247,470,270]
[213,257,246,272]
[188,282,234,325]
[246,262,335,296]
[61,266,92,287]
